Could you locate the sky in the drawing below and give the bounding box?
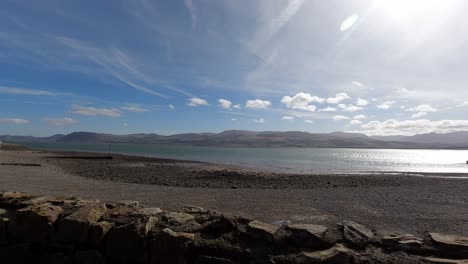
[2,0,468,136]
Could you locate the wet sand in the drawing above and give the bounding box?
[1,149,467,236]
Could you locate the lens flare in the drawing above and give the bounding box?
[340,14,359,32]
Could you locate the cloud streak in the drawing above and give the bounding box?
[71,105,121,117]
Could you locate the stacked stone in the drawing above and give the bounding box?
[0,191,467,264]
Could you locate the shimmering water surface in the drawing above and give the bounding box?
[23,142,468,174]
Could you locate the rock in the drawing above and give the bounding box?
[133,207,162,216]
[298,244,353,264]
[9,202,62,243]
[381,233,424,253]
[74,250,106,264]
[159,211,202,233]
[195,255,234,264]
[149,228,196,264]
[0,192,36,208]
[106,217,157,264]
[183,205,206,214]
[429,233,468,258]
[0,217,8,245]
[425,257,468,264]
[56,203,107,243]
[88,221,113,247]
[116,200,140,207]
[342,220,374,248]
[246,220,279,242]
[282,223,328,248]
[200,215,236,238]
[101,205,138,225]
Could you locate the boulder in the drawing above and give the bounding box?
[298,244,353,264]
[194,255,234,264]
[341,220,374,248]
[133,207,162,217]
[101,205,138,225]
[149,228,196,264]
[184,205,206,214]
[246,220,279,242]
[159,211,202,233]
[280,223,328,248]
[0,192,36,208]
[56,203,107,243]
[425,257,468,264]
[429,233,468,258]
[381,233,424,253]
[0,217,8,245]
[106,217,157,264]
[88,221,113,247]
[9,202,62,243]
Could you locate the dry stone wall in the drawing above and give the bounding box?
[0,191,467,264]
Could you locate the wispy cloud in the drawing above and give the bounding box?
[71,104,121,117]
[44,117,77,126]
[121,104,149,112]
[0,86,56,96]
[0,118,29,124]
[184,0,197,29]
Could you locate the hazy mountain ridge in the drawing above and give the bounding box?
[1,130,467,148]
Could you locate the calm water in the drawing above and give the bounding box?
[22,142,468,174]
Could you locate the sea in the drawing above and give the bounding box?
[21,142,468,175]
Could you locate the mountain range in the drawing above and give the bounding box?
[2,130,468,149]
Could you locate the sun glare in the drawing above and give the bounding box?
[372,0,459,22]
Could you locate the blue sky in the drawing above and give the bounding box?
[2,0,468,136]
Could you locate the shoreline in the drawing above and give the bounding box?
[0,148,467,236]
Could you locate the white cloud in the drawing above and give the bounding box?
[333,115,351,121]
[350,120,363,125]
[456,101,468,107]
[169,104,175,110]
[376,101,396,110]
[44,117,77,126]
[231,118,238,121]
[353,114,366,120]
[406,104,438,112]
[121,105,149,112]
[405,104,437,119]
[411,112,428,118]
[326,93,350,104]
[318,107,337,112]
[233,104,241,109]
[245,99,271,109]
[304,120,314,123]
[122,122,129,128]
[352,81,364,87]
[188,98,209,107]
[218,99,233,109]
[359,119,468,136]
[356,98,369,106]
[253,118,265,123]
[0,86,56,96]
[71,105,121,117]
[0,118,29,124]
[338,104,363,112]
[281,92,323,112]
[281,116,294,121]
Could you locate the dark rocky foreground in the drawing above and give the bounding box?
[0,192,467,264]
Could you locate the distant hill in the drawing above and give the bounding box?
[372,131,468,148]
[2,130,468,149]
